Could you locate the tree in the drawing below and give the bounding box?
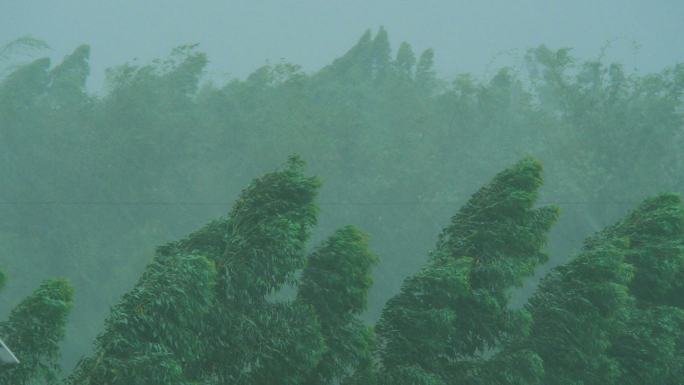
[297,225,380,384]
[369,26,392,80]
[521,238,633,384]
[517,192,684,384]
[583,192,684,384]
[135,154,325,383]
[0,278,74,384]
[394,42,417,76]
[375,156,560,384]
[1,28,682,382]
[0,36,49,79]
[63,255,216,384]
[415,48,436,90]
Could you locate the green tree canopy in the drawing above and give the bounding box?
[376,156,560,384]
[0,278,74,384]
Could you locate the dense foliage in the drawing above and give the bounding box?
[0,278,74,384]
[375,157,558,384]
[64,254,216,384]
[297,225,379,384]
[0,27,683,383]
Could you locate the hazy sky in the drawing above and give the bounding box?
[1,1,683,92]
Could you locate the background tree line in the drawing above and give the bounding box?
[0,27,682,382]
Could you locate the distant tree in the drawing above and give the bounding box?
[415,48,436,90]
[394,42,417,76]
[322,28,373,84]
[369,26,392,80]
[45,44,91,108]
[320,27,403,85]
[0,36,49,79]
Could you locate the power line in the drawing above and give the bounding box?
[0,200,644,206]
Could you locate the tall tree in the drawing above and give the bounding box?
[394,42,416,76]
[0,278,74,384]
[522,239,633,384]
[155,154,326,383]
[375,156,559,384]
[415,48,436,90]
[297,225,380,384]
[583,192,684,384]
[0,36,49,79]
[64,254,216,385]
[369,26,392,80]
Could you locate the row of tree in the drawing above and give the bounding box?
[2,154,683,383]
[0,27,682,377]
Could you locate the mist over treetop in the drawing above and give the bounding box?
[0,25,682,383]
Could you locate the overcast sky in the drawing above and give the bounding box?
[1,1,683,92]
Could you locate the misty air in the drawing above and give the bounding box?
[1,2,683,384]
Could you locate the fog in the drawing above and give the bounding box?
[2,1,682,90]
[1,1,684,383]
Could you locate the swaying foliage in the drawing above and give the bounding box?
[609,306,684,385]
[0,278,74,385]
[520,192,684,384]
[0,36,50,79]
[297,225,380,384]
[522,239,633,384]
[64,254,216,385]
[583,192,684,384]
[375,156,560,384]
[154,154,326,383]
[1,27,683,383]
[3,153,684,384]
[583,192,684,306]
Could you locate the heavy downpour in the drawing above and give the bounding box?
[1,2,683,384]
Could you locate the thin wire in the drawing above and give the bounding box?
[0,200,642,206]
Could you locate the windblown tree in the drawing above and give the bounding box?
[510,193,684,384]
[516,192,684,384]
[520,238,633,384]
[0,27,682,381]
[4,152,684,384]
[375,156,560,384]
[583,192,684,384]
[0,277,74,385]
[67,155,329,384]
[297,225,380,384]
[0,36,50,78]
[157,154,326,384]
[63,255,216,384]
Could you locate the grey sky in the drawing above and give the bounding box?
[1,1,683,91]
